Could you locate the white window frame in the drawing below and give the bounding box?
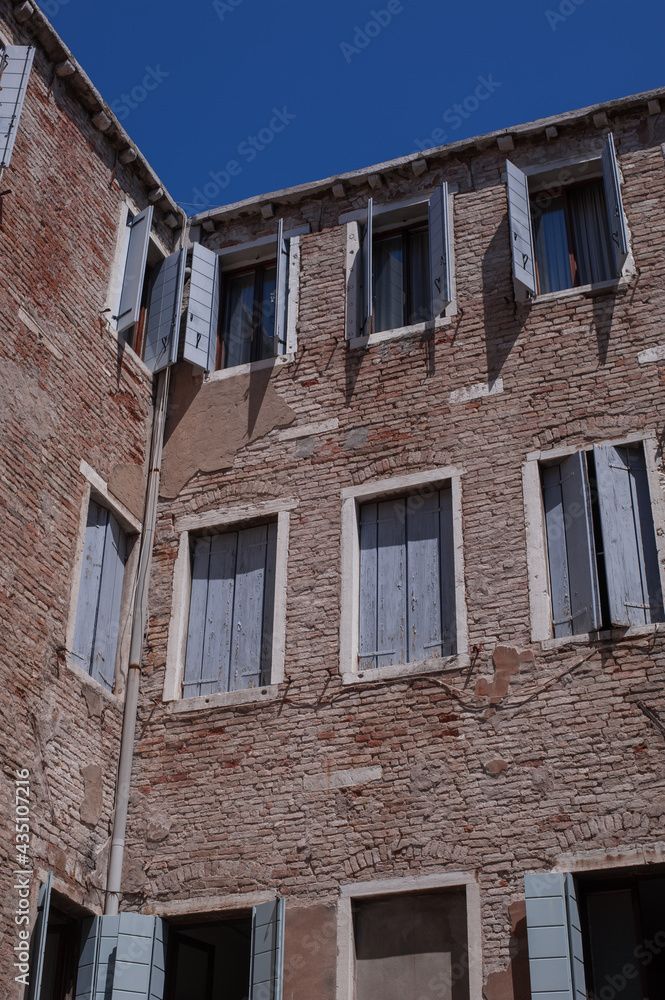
[520,149,635,302]
[336,873,483,1000]
[163,498,296,710]
[339,467,468,684]
[342,194,457,348]
[65,460,142,699]
[522,431,665,645]
[205,226,308,382]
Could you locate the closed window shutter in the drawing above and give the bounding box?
[359,499,407,669]
[407,489,456,660]
[143,248,186,373]
[27,873,52,1000]
[429,182,453,317]
[273,219,288,355]
[601,133,629,276]
[506,160,537,297]
[116,207,153,335]
[230,523,275,691]
[542,453,601,637]
[184,243,219,369]
[285,235,300,354]
[91,511,128,691]
[72,501,107,671]
[74,917,102,1000]
[250,899,285,1000]
[524,872,586,1000]
[594,443,663,626]
[0,45,34,169]
[362,198,373,335]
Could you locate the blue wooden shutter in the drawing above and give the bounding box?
[359,499,407,669]
[113,913,165,1000]
[230,523,275,691]
[72,502,108,671]
[285,236,300,353]
[362,199,373,335]
[116,207,153,336]
[143,249,186,373]
[91,511,128,691]
[273,220,288,355]
[183,533,238,698]
[594,444,663,626]
[601,133,629,276]
[542,453,601,638]
[506,160,537,297]
[184,243,219,369]
[439,486,457,655]
[525,872,587,1000]
[0,45,34,169]
[407,491,445,661]
[250,899,284,1000]
[429,182,453,317]
[27,873,52,1000]
[75,917,102,1000]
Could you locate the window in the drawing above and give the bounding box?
[0,45,34,170]
[540,442,664,637]
[506,133,630,300]
[163,501,292,707]
[525,870,665,1000]
[219,261,278,368]
[71,498,132,691]
[340,469,467,682]
[27,877,84,1000]
[345,186,455,342]
[183,521,277,698]
[337,876,482,1000]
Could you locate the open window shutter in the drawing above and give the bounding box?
[362,199,373,336]
[525,872,586,1000]
[206,250,221,371]
[27,873,52,1000]
[285,235,300,354]
[506,160,537,298]
[601,133,629,276]
[273,220,288,355]
[542,453,601,638]
[143,248,186,373]
[72,501,107,671]
[184,243,219,369]
[345,222,361,340]
[594,444,661,626]
[429,182,453,317]
[0,45,34,169]
[91,511,128,691]
[113,913,165,1000]
[116,207,153,335]
[250,899,285,1000]
[75,917,102,1000]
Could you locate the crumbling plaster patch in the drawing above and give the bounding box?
[80,763,103,827]
[476,645,534,702]
[160,366,295,498]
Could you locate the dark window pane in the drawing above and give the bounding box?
[407,228,430,324]
[373,235,403,332]
[223,272,254,368]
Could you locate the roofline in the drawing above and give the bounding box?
[191,85,665,224]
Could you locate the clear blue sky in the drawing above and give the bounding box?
[36,0,664,215]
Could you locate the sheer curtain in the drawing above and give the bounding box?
[531,195,571,293]
[407,228,430,324]
[373,235,403,332]
[223,272,254,368]
[567,180,614,285]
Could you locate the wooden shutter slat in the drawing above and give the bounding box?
[72,501,107,670]
[143,248,186,373]
[91,511,127,691]
[184,244,219,369]
[601,132,629,276]
[199,531,237,695]
[230,524,269,690]
[542,464,573,637]
[113,913,159,1000]
[285,235,300,353]
[259,521,277,685]
[506,160,537,297]
[0,45,34,169]
[376,498,407,668]
[116,207,153,335]
[358,503,379,669]
[183,536,212,697]
[429,182,452,317]
[406,492,442,661]
[439,485,457,656]
[525,872,576,1000]
[273,220,288,354]
[362,198,373,335]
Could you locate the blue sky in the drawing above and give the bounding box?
[36,0,664,215]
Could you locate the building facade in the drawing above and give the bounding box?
[1,2,665,998]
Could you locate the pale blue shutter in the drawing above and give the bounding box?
[113,913,165,1000]
[116,207,153,336]
[184,243,219,369]
[601,133,629,276]
[27,873,52,1000]
[525,872,587,1000]
[183,533,238,698]
[542,453,601,638]
[285,236,300,354]
[0,46,34,169]
[250,899,284,1000]
[143,249,186,373]
[230,523,275,691]
[91,512,127,691]
[75,917,102,1000]
[506,160,537,297]
[362,199,373,336]
[407,490,456,661]
[429,182,453,317]
[72,502,108,671]
[273,220,288,355]
[359,499,407,669]
[594,444,663,626]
